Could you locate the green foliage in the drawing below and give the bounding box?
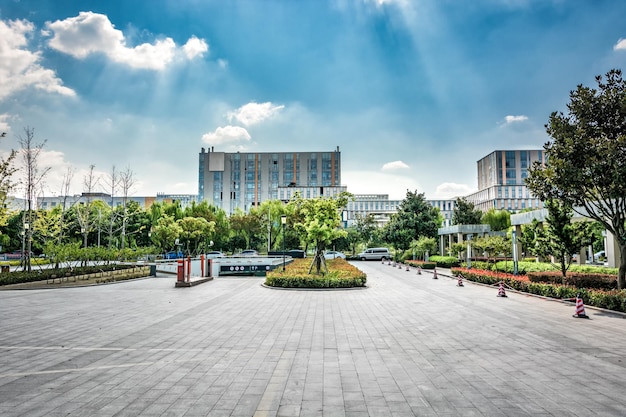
[0,264,139,286]
[382,190,441,251]
[405,260,437,269]
[428,256,461,268]
[481,209,511,231]
[527,271,617,290]
[526,69,626,289]
[451,197,483,225]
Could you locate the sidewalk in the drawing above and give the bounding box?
[1,261,625,416]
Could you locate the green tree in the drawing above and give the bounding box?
[451,197,483,225]
[177,216,215,255]
[382,190,441,251]
[533,199,591,280]
[526,69,626,288]
[151,214,182,253]
[291,192,351,274]
[409,236,437,260]
[229,209,263,251]
[473,235,510,267]
[481,209,511,231]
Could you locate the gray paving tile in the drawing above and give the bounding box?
[1,266,626,417]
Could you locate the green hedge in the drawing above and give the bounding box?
[264,275,366,288]
[0,264,137,286]
[428,256,461,268]
[527,271,617,290]
[451,267,626,313]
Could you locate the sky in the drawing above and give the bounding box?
[1,0,626,201]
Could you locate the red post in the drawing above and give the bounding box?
[200,254,205,277]
[208,259,212,277]
[177,259,184,282]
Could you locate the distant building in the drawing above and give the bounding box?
[464,149,545,212]
[198,146,343,214]
[344,194,455,228]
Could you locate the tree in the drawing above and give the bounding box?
[151,214,182,253]
[0,134,17,232]
[177,216,215,255]
[451,197,483,225]
[18,127,50,272]
[481,209,511,231]
[533,199,591,280]
[409,236,437,260]
[526,69,626,288]
[382,190,441,251]
[291,192,350,275]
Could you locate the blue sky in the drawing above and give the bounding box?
[1,0,625,201]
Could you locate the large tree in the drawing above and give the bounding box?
[382,190,441,251]
[526,69,626,288]
[451,197,483,225]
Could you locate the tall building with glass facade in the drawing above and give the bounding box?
[198,147,343,213]
[466,149,546,212]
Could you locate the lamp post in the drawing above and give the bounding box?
[512,230,518,275]
[281,215,287,271]
[466,234,473,270]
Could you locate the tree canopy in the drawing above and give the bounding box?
[382,190,441,251]
[451,197,483,225]
[526,69,626,288]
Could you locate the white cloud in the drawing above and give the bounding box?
[227,102,285,126]
[0,114,10,132]
[381,160,410,171]
[201,125,251,145]
[614,38,626,50]
[433,182,474,199]
[183,36,208,59]
[45,12,208,70]
[504,115,528,124]
[0,19,75,100]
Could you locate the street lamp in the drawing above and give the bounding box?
[466,234,473,270]
[512,230,518,275]
[281,215,287,271]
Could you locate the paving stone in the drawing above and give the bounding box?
[1,266,626,416]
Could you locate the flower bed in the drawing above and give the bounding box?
[265,258,366,288]
[451,268,626,313]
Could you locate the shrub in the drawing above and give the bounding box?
[527,271,617,290]
[265,258,366,288]
[428,256,460,268]
[0,264,138,286]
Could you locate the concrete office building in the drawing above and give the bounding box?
[344,194,456,228]
[464,149,546,212]
[198,147,343,214]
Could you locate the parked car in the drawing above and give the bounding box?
[287,249,306,258]
[324,250,346,259]
[594,250,605,262]
[240,249,259,257]
[357,247,391,261]
[205,251,224,259]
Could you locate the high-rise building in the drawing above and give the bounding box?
[465,149,546,212]
[198,147,343,213]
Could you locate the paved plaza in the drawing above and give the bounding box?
[1,262,625,417]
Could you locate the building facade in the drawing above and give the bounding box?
[465,149,546,212]
[344,194,456,228]
[198,147,342,213]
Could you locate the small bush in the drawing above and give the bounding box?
[428,256,460,268]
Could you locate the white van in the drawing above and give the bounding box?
[357,247,391,261]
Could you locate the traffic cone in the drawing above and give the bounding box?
[387,260,391,265]
[573,295,589,319]
[432,268,438,279]
[392,261,396,267]
[497,281,507,297]
[406,265,410,271]
[417,266,422,275]
[398,264,403,269]
[457,275,464,287]
[381,258,384,264]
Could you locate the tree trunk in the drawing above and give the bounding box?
[619,243,626,290]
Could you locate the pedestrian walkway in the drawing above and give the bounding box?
[0,262,625,416]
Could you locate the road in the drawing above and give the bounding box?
[0,261,624,416]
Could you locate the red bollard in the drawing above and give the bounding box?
[200,254,205,277]
[177,259,184,283]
